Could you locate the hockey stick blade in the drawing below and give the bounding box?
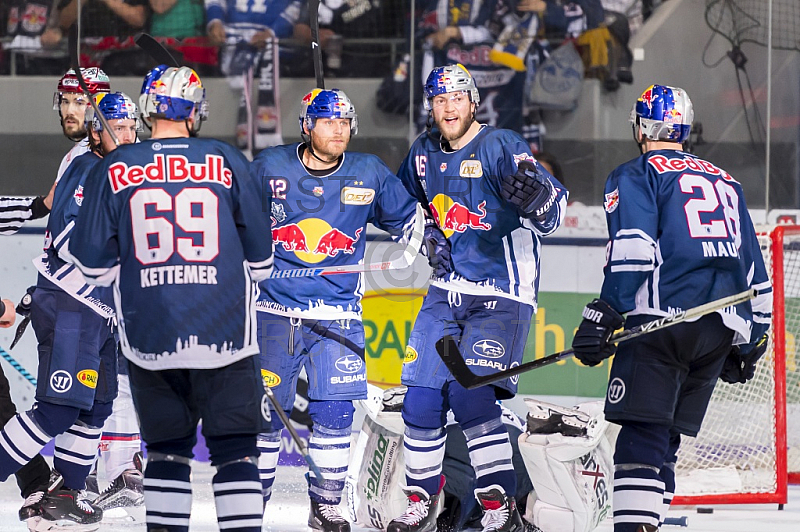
[134,33,180,67]
[262,385,324,483]
[437,288,758,389]
[309,0,325,88]
[68,25,119,146]
[0,345,37,386]
[268,203,424,278]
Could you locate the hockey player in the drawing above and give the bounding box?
[388,63,567,532]
[68,64,274,532]
[571,85,772,532]
[5,91,139,532]
[250,88,418,532]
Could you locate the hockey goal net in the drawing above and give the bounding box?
[672,224,800,505]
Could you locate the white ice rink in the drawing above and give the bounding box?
[0,463,797,531]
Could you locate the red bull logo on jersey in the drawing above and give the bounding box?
[272,219,363,262]
[73,185,84,206]
[647,154,735,181]
[604,188,619,213]
[108,154,232,193]
[21,4,48,32]
[429,195,492,238]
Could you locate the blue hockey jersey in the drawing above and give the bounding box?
[67,138,274,370]
[251,143,418,320]
[205,0,302,40]
[398,125,567,308]
[35,151,114,318]
[600,150,772,345]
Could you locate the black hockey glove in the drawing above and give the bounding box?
[501,161,557,222]
[423,219,452,278]
[571,299,624,367]
[719,333,769,384]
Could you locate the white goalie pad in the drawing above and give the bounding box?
[345,385,408,530]
[518,399,614,532]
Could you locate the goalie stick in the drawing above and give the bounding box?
[436,288,758,389]
[68,25,119,147]
[268,203,425,278]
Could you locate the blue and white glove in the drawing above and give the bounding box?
[501,161,557,221]
[423,218,451,278]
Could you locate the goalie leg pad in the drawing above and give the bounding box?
[519,400,613,532]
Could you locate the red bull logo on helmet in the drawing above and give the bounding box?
[640,85,655,110]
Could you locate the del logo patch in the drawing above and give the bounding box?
[459,160,483,178]
[341,187,375,205]
[604,188,619,213]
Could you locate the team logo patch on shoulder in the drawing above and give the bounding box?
[404,346,418,364]
[459,160,483,178]
[341,186,375,205]
[513,153,536,165]
[77,369,98,389]
[73,185,84,206]
[261,369,281,387]
[604,188,620,213]
[440,163,447,172]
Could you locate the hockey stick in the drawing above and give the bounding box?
[0,345,37,386]
[68,25,119,147]
[268,203,425,278]
[436,288,758,389]
[309,0,325,88]
[262,384,324,483]
[134,32,179,67]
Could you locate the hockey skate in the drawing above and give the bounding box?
[308,499,351,532]
[19,486,103,532]
[386,477,445,532]
[93,452,145,523]
[475,485,523,532]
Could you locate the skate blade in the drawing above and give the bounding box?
[25,516,101,532]
[101,505,146,525]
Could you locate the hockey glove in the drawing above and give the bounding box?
[423,219,452,278]
[719,333,769,384]
[501,161,557,222]
[571,299,624,367]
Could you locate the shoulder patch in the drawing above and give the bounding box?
[604,188,620,213]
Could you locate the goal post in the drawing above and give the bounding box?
[671,224,800,506]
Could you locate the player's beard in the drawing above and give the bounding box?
[310,134,348,163]
[61,115,87,142]
[437,113,472,144]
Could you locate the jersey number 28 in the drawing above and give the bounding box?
[680,173,741,249]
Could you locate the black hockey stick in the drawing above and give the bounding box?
[134,32,179,67]
[309,0,325,88]
[262,384,325,483]
[68,25,119,146]
[437,288,758,389]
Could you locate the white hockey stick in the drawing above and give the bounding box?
[268,203,425,278]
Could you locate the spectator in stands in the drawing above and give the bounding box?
[149,0,205,38]
[289,0,404,78]
[3,0,67,75]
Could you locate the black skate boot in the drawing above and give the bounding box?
[308,499,351,532]
[475,485,523,532]
[19,468,64,523]
[387,477,445,532]
[20,487,103,532]
[93,451,145,522]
